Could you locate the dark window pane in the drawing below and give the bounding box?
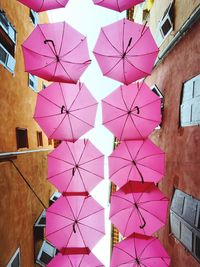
[11,253,19,267]
[195,236,200,260]
[40,251,52,264]
[0,44,7,63]
[37,131,43,147]
[38,216,46,225]
[161,19,172,36]
[16,128,28,149]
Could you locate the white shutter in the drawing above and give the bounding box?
[6,53,16,73]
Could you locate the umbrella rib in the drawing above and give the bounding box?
[58,20,66,57]
[119,112,131,140]
[109,155,131,162]
[136,151,164,161]
[26,59,58,73]
[123,207,136,236]
[93,51,121,59]
[70,102,98,112]
[129,112,144,139]
[38,0,44,12]
[139,206,166,224]
[110,162,131,178]
[79,155,103,166]
[69,113,95,127]
[68,83,83,111]
[138,238,157,259]
[60,36,87,59]
[77,139,88,165]
[78,166,103,179]
[103,57,123,76]
[75,223,88,248]
[76,195,88,221]
[38,24,56,56]
[55,0,66,7]
[139,197,168,205]
[65,142,77,166]
[79,207,104,221]
[136,162,164,176]
[136,98,161,110]
[48,168,73,181]
[37,92,62,109]
[78,221,105,235]
[127,27,149,54]
[101,28,122,55]
[102,100,128,113]
[48,154,75,165]
[125,57,150,76]
[120,86,129,111]
[47,210,74,221]
[76,168,87,192]
[114,246,135,261]
[64,196,77,220]
[129,82,144,114]
[58,60,75,83]
[48,113,67,139]
[60,82,69,112]
[21,45,55,59]
[128,50,159,57]
[67,114,76,142]
[46,223,74,238]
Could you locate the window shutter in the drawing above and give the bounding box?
[6,52,16,73]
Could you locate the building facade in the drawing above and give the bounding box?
[133,0,200,266]
[0,1,56,266]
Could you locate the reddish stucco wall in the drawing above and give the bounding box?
[146,19,200,267]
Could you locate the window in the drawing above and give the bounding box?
[49,191,61,206]
[35,210,46,227]
[6,248,20,267]
[151,84,164,128]
[180,74,200,127]
[36,241,56,267]
[154,2,174,47]
[30,9,38,26]
[28,74,38,92]
[16,128,28,149]
[37,131,43,147]
[48,139,53,146]
[170,189,200,263]
[0,10,16,73]
[42,82,47,89]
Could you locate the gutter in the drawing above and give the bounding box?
[155,4,200,66]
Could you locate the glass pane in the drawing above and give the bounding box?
[0,44,7,63]
[40,251,52,264]
[181,224,193,251]
[170,212,181,239]
[195,236,200,260]
[11,253,19,267]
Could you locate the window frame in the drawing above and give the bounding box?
[170,189,200,263]
[29,9,38,26]
[36,240,56,267]
[6,247,20,267]
[28,73,38,92]
[16,127,29,149]
[180,74,200,127]
[36,131,43,147]
[0,10,16,73]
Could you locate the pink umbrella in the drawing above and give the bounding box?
[34,82,98,141]
[47,251,104,267]
[93,0,145,13]
[102,82,161,140]
[22,22,91,83]
[110,181,169,237]
[18,0,69,12]
[45,195,105,250]
[47,139,104,193]
[110,233,171,267]
[109,139,164,188]
[93,18,159,85]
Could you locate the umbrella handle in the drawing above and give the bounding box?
[134,106,140,114]
[72,167,75,176]
[44,39,59,61]
[73,220,78,233]
[139,213,146,229]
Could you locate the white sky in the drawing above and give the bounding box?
[48,1,125,266]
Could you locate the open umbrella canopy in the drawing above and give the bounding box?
[109,139,165,188]
[18,0,69,12]
[93,18,159,85]
[110,181,169,237]
[47,251,104,267]
[22,22,91,83]
[34,82,98,141]
[45,195,105,250]
[47,139,104,193]
[102,82,161,140]
[110,233,171,267]
[93,0,144,13]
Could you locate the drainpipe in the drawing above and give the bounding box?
[155,4,200,66]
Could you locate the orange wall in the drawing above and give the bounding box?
[0,1,51,152]
[0,1,55,266]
